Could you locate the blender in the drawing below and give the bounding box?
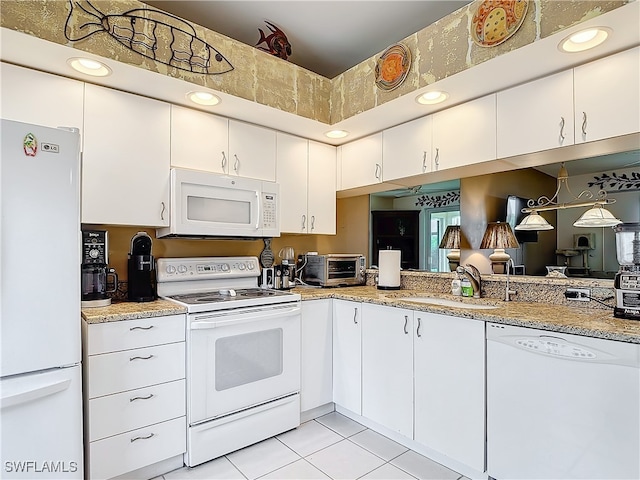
[614,223,640,319]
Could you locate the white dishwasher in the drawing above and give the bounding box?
[487,322,640,480]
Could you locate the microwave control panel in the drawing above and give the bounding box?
[262,193,277,229]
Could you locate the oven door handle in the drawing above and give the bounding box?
[190,306,300,330]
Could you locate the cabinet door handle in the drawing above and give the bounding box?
[233,154,240,173]
[403,315,409,334]
[416,317,422,337]
[160,202,166,220]
[301,214,306,230]
[353,307,358,324]
[559,116,566,142]
[221,151,227,171]
[129,355,154,361]
[422,151,427,172]
[130,325,154,331]
[130,393,154,402]
[374,163,381,181]
[131,433,155,443]
[581,111,588,136]
[310,215,315,231]
[434,148,440,170]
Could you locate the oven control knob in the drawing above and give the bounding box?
[166,265,176,274]
[178,265,188,274]
[238,263,246,270]
[246,262,255,270]
[221,263,230,272]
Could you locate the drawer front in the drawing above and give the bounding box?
[87,342,185,398]
[88,379,185,442]
[87,314,185,355]
[88,416,186,480]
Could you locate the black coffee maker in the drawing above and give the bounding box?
[81,230,118,308]
[128,232,157,302]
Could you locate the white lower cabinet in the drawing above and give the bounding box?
[301,299,333,412]
[332,299,362,414]
[413,312,486,473]
[362,304,414,437]
[82,314,186,480]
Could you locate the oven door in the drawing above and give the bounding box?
[188,303,300,424]
[325,257,362,285]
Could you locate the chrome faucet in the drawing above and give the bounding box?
[505,258,517,302]
[457,264,482,298]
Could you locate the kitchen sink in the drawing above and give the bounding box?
[397,297,499,310]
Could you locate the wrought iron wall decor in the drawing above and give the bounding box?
[65,0,234,75]
[588,171,640,192]
[256,21,292,60]
[414,190,460,208]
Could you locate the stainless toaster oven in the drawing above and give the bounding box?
[300,254,366,287]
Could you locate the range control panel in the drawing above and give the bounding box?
[157,256,260,282]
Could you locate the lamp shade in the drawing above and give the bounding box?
[480,222,520,249]
[515,212,554,231]
[438,225,461,249]
[573,205,622,227]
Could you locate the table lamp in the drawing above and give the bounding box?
[480,222,520,274]
[438,225,461,272]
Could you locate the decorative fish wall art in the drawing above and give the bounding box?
[256,21,292,60]
[64,0,234,75]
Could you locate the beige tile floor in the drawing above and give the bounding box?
[160,412,468,480]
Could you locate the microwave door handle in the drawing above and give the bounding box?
[191,306,300,329]
[255,191,260,230]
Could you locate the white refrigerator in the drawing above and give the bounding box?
[1,119,83,478]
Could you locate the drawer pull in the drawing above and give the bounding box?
[130,433,155,443]
[129,325,154,331]
[129,355,154,361]
[130,393,154,402]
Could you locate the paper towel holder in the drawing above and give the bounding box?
[377,249,402,290]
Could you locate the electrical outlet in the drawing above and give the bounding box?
[565,288,590,301]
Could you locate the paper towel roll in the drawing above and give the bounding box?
[378,250,401,290]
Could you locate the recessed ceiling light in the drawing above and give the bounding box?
[187,91,221,106]
[325,130,349,139]
[559,27,611,53]
[416,91,449,105]
[67,57,111,77]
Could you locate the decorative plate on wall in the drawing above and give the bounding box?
[471,0,529,47]
[375,43,411,91]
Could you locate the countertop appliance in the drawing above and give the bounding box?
[156,168,280,238]
[300,253,366,287]
[128,231,156,302]
[1,119,83,478]
[614,223,640,319]
[81,229,118,308]
[487,323,639,479]
[157,256,301,467]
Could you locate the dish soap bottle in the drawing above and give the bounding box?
[461,277,473,297]
[451,274,462,296]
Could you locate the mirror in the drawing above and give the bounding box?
[370,149,640,277]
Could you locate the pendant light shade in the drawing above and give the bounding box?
[572,204,622,227]
[515,212,554,231]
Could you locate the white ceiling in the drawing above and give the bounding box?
[143,1,471,78]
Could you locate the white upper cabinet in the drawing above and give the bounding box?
[82,84,170,226]
[276,135,336,234]
[382,115,432,181]
[574,46,640,144]
[228,119,277,181]
[432,94,497,171]
[170,105,229,174]
[339,132,383,190]
[277,132,309,233]
[307,140,336,235]
[0,63,84,132]
[497,70,574,158]
[362,303,414,438]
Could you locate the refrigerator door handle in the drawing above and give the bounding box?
[1,378,71,409]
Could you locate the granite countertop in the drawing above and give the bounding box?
[294,286,640,344]
[81,299,186,324]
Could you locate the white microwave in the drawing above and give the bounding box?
[157,168,280,238]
